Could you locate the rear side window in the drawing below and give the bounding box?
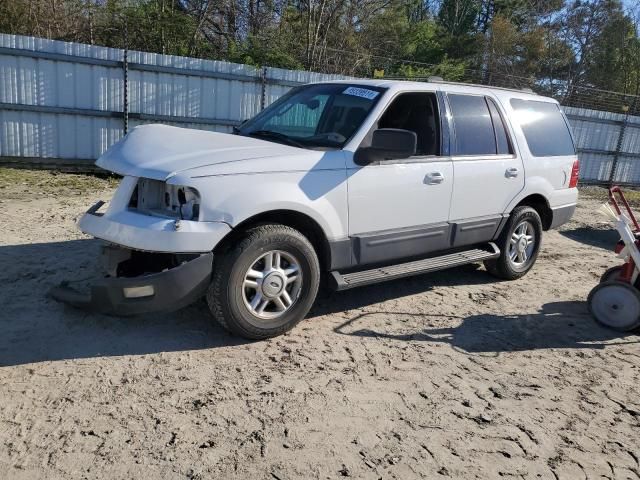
[510,99,575,156]
[448,94,496,155]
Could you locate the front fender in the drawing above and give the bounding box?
[176,170,349,241]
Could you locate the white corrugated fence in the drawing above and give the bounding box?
[1,33,640,184]
[0,34,349,169]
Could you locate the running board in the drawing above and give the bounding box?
[330,243,500,291]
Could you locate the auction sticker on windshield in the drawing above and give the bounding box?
[343,87,380,100]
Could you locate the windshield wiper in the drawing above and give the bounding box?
[246,130,305,148]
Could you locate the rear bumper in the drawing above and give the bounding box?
[50,251,213,316]
[549,203,576,229]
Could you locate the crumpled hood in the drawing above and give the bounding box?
[97,124,304,180]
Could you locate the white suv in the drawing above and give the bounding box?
[51,80,579,339]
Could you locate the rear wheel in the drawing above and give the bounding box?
[484,206,542,280]
[206,224,320,340]
[588,280,640,331]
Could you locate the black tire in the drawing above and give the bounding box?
[599,265,640,288]
[484,206,543,280]
[588,280,640,331]
[600,266,623,284]
[206,224,320,340]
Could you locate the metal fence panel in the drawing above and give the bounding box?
[0,34,356,169]
[575,151,614,182]
[564,113,621,152]
[562,106,640,184]
[612,157,640,183]
[621,124,640,155]
[3,33,640,183]
[264,67,354,108]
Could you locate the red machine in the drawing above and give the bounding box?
[588,187,640,331]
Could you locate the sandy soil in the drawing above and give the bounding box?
[0,175,639,479]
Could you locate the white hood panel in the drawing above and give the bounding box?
[97,124,305,180]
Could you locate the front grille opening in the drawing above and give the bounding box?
[113,250,200,278]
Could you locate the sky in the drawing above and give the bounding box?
[623,0,639,11]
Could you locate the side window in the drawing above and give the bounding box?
[510,99,575,157]
[377,92,440,156]
[448,94,496,155]
[487,98,512,155]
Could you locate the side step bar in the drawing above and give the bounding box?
[330,243,500,291]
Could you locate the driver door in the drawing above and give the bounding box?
[346,91,453,266]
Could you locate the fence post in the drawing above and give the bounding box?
[609,115,627,185]
[260,66,268,110]
[122,22,129,134]
[610,102,634,185]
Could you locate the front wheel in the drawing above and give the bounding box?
[484,206,542,280]
[206,224,320,340]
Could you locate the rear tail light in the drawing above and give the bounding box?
[569,159,580,188]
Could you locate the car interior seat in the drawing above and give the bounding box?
[378,94,438,155]
[338,107,368,138]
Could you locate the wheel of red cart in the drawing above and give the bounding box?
[588,281,640,331]
[600,266,624,283]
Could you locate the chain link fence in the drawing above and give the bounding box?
[340,50,640,186]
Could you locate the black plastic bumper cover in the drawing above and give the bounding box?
[49,252,213,316]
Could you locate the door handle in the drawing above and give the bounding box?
[425,172,445,184]
[505,167,519,178]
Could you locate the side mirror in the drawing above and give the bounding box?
[354,129,417,165]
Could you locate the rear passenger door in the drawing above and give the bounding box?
[445,93,524,247]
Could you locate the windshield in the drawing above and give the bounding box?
[238,84,386,149]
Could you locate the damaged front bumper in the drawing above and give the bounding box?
[50,246,213,316]
[77,196,231,254]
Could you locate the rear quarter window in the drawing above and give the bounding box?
[448,94,497,155]
[510,99,575,157]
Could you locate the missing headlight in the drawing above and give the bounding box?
[129,179,201,221]
[175,186,200,220]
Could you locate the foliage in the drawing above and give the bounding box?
[1,0,639,95]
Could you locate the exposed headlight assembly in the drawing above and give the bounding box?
[129,179,201,221]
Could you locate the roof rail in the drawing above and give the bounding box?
[380,77,539,95]
[432,80,539,95]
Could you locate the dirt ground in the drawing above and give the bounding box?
[0,170,639,480]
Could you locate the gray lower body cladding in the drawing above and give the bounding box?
[330,216,505,270]
[331,203,576,272]
[549,204,576,229]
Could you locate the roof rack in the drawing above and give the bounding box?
[384,77,539,95]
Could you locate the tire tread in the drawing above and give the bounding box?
[206,224,319,340]
[483,206,542,280]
